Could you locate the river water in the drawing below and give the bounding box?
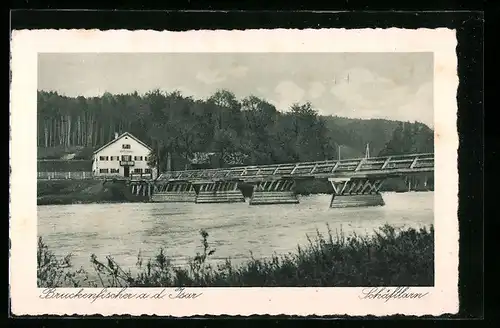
[38,192,433,274]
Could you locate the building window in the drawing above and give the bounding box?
[139,156,143,161]
[145,168,152,174]
[99,156,106,161]
[122,144,131,149]
[134,156,138,160]
[144,156,149,161]
[99,169,109,173]
[134,168,142,173]
[105,156,109,160]
[110,168,119,173]
[122,155,131,161]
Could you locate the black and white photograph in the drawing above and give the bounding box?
[10,28,459,316]
[36,51,435,288]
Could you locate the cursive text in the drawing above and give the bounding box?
[359,287,429,302]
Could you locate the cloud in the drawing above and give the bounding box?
[339,67,393,84]
[308,81,326,99]
[195,65,247,85]
[273,80,305,111]
[228,65,249,78]
[330,67,412,114]
[171,86,197,98]
[256,87,268,94]
[195,69,226,84]
[80,87,106,97]
[398,82,434,127]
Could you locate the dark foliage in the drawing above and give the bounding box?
[37,90,433,171]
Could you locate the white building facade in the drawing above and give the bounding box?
[92,132,157,179]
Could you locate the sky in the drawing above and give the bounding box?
[38,52,434,127]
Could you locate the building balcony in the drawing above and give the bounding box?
[120,160,135,166]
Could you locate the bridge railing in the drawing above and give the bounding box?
[130,173,154,181]
[157,153,434,181]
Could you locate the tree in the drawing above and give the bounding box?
[211,128,238,167]
[36,90,434,169]
[378,123,405,156]
[287,102,331,161]
[378,122,433,156]
[240,95,278,164]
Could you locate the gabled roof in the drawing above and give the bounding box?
[93,132,153,154]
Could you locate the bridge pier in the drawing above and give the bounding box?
[328,177,385,208]
[150,181,197,203]
[194,180,245,204]
[153,153,434,207]
[130,181,153,198]
[249,179,299,205]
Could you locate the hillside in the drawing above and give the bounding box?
[323,116,401,156]
[37,90,434,170]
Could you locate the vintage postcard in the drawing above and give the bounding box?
[10,28,459,316]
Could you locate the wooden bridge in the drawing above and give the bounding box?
[143,153,434,208]
[157,153,434,181]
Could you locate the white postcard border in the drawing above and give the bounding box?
[9,28,459,316]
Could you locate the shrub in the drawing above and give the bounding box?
[37,237,95,287]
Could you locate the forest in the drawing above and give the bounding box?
[37,89,434,171]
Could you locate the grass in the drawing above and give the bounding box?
[38,224,434,287]
[37,236,93,287]
[37,180,148,205]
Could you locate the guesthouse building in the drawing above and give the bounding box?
[92,132,157,179]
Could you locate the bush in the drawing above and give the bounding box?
[38,224,434,288]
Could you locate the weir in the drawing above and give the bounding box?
[194,180,245,204]
[150,180,197,203]
[249,179,299,205]
[328,177,385,208]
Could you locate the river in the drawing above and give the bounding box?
[38,192,433,275]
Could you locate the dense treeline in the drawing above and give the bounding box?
[37,90,434,171]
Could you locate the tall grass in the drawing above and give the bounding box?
[37,236,96,287]
[37,224,434,287]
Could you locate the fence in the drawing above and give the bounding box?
[38,171,154,181]
[37,171,94,180]
[130,173,154,180]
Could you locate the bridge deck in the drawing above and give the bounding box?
[157,153,434,182]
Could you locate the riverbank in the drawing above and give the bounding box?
[38,224,434,287]
[37,180,148,206]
